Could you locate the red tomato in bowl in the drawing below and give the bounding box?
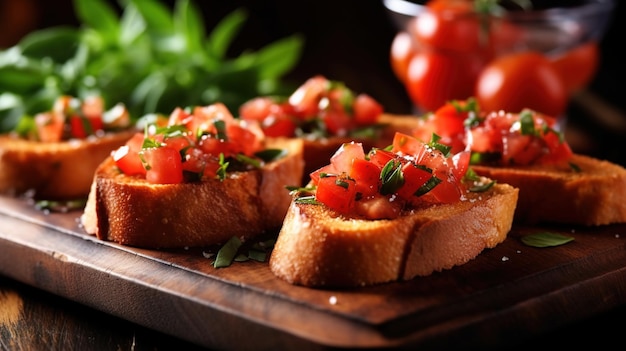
[475,51,567,117]
[390,31,417,83]
[411,0,482,53]
[549,41,599,94]
[406,49,485,113]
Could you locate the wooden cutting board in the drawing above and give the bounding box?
[1,195,626,350]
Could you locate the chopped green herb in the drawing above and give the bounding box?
[213,236,242,268]
[469,180,496,192]
[427,133,452,156]
[521,232,574,248]
[335,178,350,189]
[35,199,87,212]
[213,120,228,141]
[247,249,267,262]
[216,153,229,181]
[519,110,537,136]
[255,148,286,162]
[235,154,262,169]
[211,236,275,268]
[414,176,441,196]
[294,195,320,205]
[380,159,404,195]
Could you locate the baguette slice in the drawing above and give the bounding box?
[269,183,518,288]
[81,138,304,249]
[0,130,137,200]
[471,154,626,226]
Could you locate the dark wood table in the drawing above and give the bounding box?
[1,276,625,351]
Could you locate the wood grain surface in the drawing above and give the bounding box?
[1,195,626,350]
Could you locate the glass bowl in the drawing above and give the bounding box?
[384,0,615,54]
[383,0,616,118]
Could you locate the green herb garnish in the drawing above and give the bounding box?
[521,232,575,248]
[213,236,242,268]
[414,176,441,196]
[255,148,286,162]
[215,153,229,181]
[380,159,404,195]
[0,0,303,133]
[427,133,452,157]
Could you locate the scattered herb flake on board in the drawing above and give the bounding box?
[212,236,275,268]
[213,236,242,268]
[521,232,574,248]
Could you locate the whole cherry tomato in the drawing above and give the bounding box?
[390,31,417,83]
[406,49,486,112]
[549,41,599,94]
[475,51,567,117]
[410,0,482,53]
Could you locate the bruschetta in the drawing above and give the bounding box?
[0,95,137,200]
[269,132,518,287]
[81,103,304,249]
[412,98,626,226]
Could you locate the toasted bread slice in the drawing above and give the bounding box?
[269,183,518,288]
[0,130,137,200]
[471,154,626,226]
[81,138,304,249]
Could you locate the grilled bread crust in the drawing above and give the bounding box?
[0,130,137,200]
[471,154,626,226]
[81,138,304,249]
[269,183,518,288]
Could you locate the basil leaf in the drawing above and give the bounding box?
[74,0,120,44]
[380,159,404,195]
[235,154,261,169]
[521,232,574,248]
[18,27,81,62]
[415,176,441,196]
[519,110,537,136]
[255,148,286,162]
[469,180,496,192]
[205,8,247,62]
[253,35,304,80]
[0,94,26,133]
[173,0,205,54]
[213,236,243,268]
[247,249,267,262]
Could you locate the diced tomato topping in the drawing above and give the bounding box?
[35,112,65,142]
[239,75,383,138]
[315,174,356,214]
[395,162,432,200]
[353,94,383,126]
[307,132,470,219]
[349,158,381,198]
[31,95,129,142]
[141,146,184,184]
[413,99,573,166]
[112,133,146,176]
[330,142,366,173]
[69,115,104,138]
[113,103,268,184]
[288,75,328,117]
[367,149,396,169]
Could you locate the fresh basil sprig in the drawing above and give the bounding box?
[0,0,303,133]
